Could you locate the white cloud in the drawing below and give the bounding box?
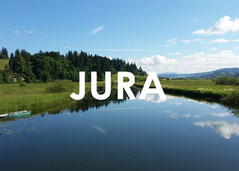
[165,39,178,47]
[175,102,182,105]
[182,39,190,43]
[130,50,239,73]
[14,29,35,35]
[13,29,20,34]
[205,38,239,44]
[129,55,177,72]
[194,121,239,139]
[209,112,231,117]
[91,25,104,34]
[193,16,239,35]
[97,49,144,52]
[141,94,166,103]
[181,112,230,119]
[182,38,202,43]
[168,39,177,44]
[232,39,239,42]
[168,52,182,56]
[210,47,217,51]
[178,38,239,44]
[23,30,34,34]
[211,105,217,109]
[209,38,230,43]
[183,114,191,118]
[169,112,178,119]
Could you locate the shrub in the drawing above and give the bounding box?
[221,90,239,107]
[214,76,239,86]
[46,80,74,93]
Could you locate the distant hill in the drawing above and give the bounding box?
[158,68,239,79]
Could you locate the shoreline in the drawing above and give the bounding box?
[134,80,239,109]
[0,79,238,115]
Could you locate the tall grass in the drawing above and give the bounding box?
[46,80,74,93]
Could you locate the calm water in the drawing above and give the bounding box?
[1,94,239,171]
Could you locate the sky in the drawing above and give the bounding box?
[0,0,239,73]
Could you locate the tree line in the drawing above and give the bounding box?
[0,47,145,83]
[214,76,239,86]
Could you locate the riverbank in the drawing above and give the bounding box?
[0,82,77,114]
[135,79,239,107]
[0,77,239,114]
[0,74,142,113]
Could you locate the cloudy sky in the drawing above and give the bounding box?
[0,0,239,73]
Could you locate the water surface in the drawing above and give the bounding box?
[1,95,239,170]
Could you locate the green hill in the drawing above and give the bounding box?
[158,68,239,79]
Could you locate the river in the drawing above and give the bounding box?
[1,94,239,170]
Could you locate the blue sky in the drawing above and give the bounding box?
[1,0,239,73]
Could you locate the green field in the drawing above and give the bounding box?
[161,79,239,97]
[0,76,239,114]
[0,81,112,114]
[0,59,8,70]
[0,82,77,114]
[136,79,239,107]
[135,79,238,95]
[0,74,120,113]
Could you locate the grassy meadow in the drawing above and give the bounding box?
[161,79,239,98]
[0,71,238,114]
[0,82,78,114]
[0,81,114,114]
[135,78,239,107]
[0,59,8,70]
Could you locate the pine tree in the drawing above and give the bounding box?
[0,47,9,59]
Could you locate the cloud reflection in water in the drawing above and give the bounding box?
[194,121,239,139]
[93,125,106,134]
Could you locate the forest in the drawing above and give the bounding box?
[0,47,145,83]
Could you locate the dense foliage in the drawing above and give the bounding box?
[214,76,239,86]
[221,90,239,106]
[0,47,145,83]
